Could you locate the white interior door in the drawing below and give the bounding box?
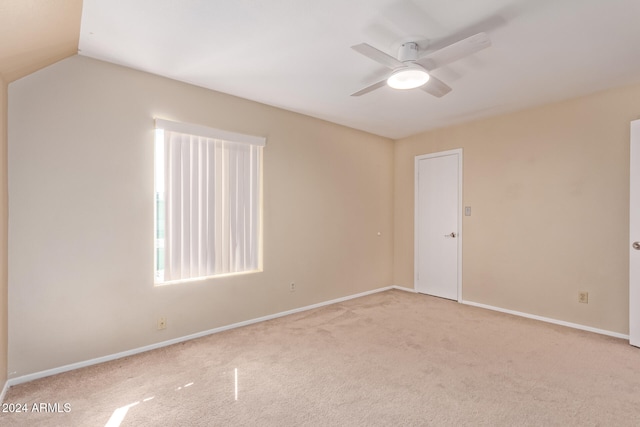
[630,120,640,347]
[415,149,462,301]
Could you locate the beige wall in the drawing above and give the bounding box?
[8,55,394,377]
[395,83,640,334]
[0,76,7,389]
[0,0,82,390]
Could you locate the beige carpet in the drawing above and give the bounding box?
[2,290,640,426]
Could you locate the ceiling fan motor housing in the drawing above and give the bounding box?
[398,42,420,62]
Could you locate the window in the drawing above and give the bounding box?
[154,119,264,284]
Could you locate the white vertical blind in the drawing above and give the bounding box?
[155,120,262,283]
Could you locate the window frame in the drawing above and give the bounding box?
[153,118,265,285]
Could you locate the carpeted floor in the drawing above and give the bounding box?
[2,289,640,426]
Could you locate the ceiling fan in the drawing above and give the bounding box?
[350,32,491,97]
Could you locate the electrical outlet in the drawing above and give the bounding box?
[157,317,167,330]
[578,291,589,304]
[290,282,295,292]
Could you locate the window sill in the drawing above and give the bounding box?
[154,268,263,287]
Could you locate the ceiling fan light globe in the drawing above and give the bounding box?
[387,68,430,90]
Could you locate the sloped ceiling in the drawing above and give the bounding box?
[3,1,640,139]
[0,0,82,83]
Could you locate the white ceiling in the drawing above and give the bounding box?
[78,0,640,140]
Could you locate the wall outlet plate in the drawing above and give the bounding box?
[578,291,589,304]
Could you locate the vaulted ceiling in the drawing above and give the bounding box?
[0,0,82,82]
[4,1,640,139]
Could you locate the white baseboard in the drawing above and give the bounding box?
[391,285,417,293]
[391,286,628,339]
[390,286,628,340]
[0,380,8,403]
[7,286,628,389]
[461,300,629,340]
[7,286,395,387]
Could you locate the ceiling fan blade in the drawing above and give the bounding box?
[351,43,404,69]
[351,79,388,97]
[420,75,452,98]
[415,32,491,71]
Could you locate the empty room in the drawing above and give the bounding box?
[1,0,640,425]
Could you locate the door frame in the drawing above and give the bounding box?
[630,120,640,347]
[414,148,463,302]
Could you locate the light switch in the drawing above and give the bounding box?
[465,206,471,216]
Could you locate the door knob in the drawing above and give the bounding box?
[634,241,640,250]
[444,232,457,238]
